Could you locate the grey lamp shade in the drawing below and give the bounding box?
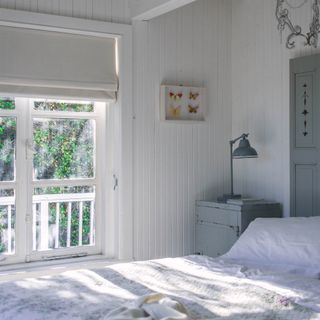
[232,137,258,159]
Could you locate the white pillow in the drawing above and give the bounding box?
[224,217,320,274]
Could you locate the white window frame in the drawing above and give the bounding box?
[27,99,105,262]
[0,9,133,265]
[1,99,105,264]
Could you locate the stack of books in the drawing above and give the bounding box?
[226,198,264,205]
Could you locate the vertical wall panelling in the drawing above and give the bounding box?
[231,0,320,217]
[0,0,132,24]
[91,0,106,21]
[71,0,87,19]
[39,1,54,14]
[58,0,74,17]
[133,0,232,260]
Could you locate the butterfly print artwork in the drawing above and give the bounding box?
[188,104,199,114]
[189,91,199,100]
[169,92,183,101]
[161,85,205,121]
[169,105,181,117]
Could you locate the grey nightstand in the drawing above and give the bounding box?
[195,200,282,257]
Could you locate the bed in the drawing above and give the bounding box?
[0,217,319,320]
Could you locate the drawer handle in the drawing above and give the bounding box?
[197,220,238,230]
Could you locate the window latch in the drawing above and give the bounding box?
[25,139,34,160]
[113,174,118,191]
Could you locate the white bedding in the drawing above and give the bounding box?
[0,255,319,320]
[224,217,320,277]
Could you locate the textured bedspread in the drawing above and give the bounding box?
[0,256,319,320]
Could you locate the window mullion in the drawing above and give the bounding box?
[94,102,106,256]
[30,111,99,120]
[0,182,17,189]
[32,179,97,188]
[14,97,32,263]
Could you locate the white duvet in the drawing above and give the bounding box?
[0,255,319,320]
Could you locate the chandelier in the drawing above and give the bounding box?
[276,0,320,48]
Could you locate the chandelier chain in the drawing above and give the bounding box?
[285,0,308,9]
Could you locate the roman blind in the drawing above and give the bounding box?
[0,26,117,101]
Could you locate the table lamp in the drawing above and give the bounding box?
[218,133,258,203]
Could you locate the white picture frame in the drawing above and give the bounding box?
[160,85,206,122]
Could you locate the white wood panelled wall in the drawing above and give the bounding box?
[133,0,231,260]
[0,0,131,23]
[0,0,232,260]
[231,0,320,217]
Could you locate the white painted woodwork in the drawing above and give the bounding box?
[231,0,320,217]
[55,203,60,249]
[130,0,197,21]
[40,201,49,250]
[0,0,232,260]
[67,203,72,248]
[7,205,12,253]
[79,202,83,246]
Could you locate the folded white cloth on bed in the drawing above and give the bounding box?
[105,293,190,320]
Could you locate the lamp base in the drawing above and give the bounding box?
[217,193,241,203]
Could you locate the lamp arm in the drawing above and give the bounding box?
[230,141,234,196]
[229,133,249,196]
[230,133,249,146]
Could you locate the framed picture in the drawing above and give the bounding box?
[160,85,206,122]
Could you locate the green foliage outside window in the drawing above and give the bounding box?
[32,113,95,249]
[0,98,15,110]
[34,101,93,112]
[0,117,16,182]
[33,118,94,180]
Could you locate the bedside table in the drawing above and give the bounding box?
[195,200,282,257]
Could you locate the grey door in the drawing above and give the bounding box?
[290,54,320,217]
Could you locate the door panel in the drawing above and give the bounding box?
[295,73,315,148]
[290,54,320,217]
[295,165,317,217]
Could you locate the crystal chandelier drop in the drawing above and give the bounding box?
[276,0,320,48]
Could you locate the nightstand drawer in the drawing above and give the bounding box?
[195,223,238,257]
[195,200,282,258]
[196,206,238,227]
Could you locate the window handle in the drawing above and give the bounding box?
[25,139,34,160]
[113,174,118,191]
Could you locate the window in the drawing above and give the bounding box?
[0,97,106,264]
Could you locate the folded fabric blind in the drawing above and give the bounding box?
[0,26,117,101]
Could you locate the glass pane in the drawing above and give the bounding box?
[33,186,95,251]
[33,100,94,112]
[0,117,16,181]
[0,189,15,255]
[0,98,15,110]
[33,118,95,180]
